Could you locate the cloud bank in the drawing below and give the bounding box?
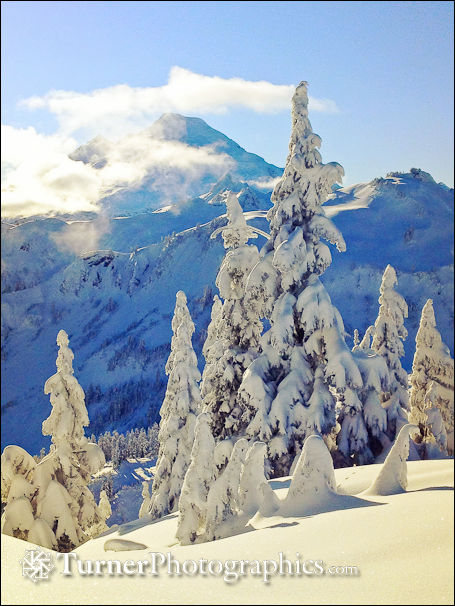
[1,125,232,217]
[22,67,339,139]
[2,126,101,216]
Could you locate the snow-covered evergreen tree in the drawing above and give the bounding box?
[202,294,223,362]
[205,438,249,541]
[1,445,36,506]
[238,81,363,476]
[345,342,390,462]
[138,481,151,518]
[1,446,38,543]
[409,299,454,453]
[2,331,108,551]
[358,325,375,352]
[422,382,449,454]
[176,413,216,545]
[148,291,201,519]
[237,441,269,516]
[353,329,360,348]
[40,329,107,550]
[370,265,409,437]
[98,489,112,523]
[201,193,262,440]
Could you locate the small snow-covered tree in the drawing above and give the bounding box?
[422,382,449,454]
[344,342,389,461]
[1,445,36,506]
[1,446,38,542]
[98,490,112,523]
[358,325,375,352]
[335,384,371,465]
[2,497,37,543]
[237,441,270,516]
[148,291,201,519]
[138,481,151,518]
[205,438,249,541]
[371,265,409,438]
[238,81,362,476]
[366,424,419,495]
[353,329,360,348]
[201,193,262,440]
[409,299,454,453]
[176,413,217,545]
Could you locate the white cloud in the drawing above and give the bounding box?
[246,176,282,190]
[21,66,339,139]
[1,125,101,216]
[1,124,233,217]
[50,216,111,256]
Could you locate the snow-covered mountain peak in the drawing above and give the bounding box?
[67,114,283,217]
[69,135,113,169]
[144,113,282,180]
[146,113,225,147]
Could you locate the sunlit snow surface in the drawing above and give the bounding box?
[2,460,453,605]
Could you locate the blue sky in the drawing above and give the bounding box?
[1,1,454,215]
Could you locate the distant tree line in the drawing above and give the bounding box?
[89,426,160,468]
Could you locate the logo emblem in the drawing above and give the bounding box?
[20,549,55,583]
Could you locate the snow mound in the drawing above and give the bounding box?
[250,436,380,529]
[365,424,420,495]
[103,538,148,552]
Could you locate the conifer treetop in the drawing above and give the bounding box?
[269,81,344,244]
[55,329,74,375]
[43,330,89,447]
[415,299,448,354]
[222,192,257,249]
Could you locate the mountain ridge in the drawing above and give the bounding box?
[1,119,453,454]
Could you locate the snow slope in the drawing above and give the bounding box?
[1,460,453,605]
[1,117,453,454]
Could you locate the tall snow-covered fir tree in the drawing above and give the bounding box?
[40,329,108,549]
[238,81,363,476]
[201,192,262,441]
[370,265,409,438]
[148,291,201,519]
[409,299,454,453]
[2,330,108,551]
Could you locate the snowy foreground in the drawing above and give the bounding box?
[2,459,453,605]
